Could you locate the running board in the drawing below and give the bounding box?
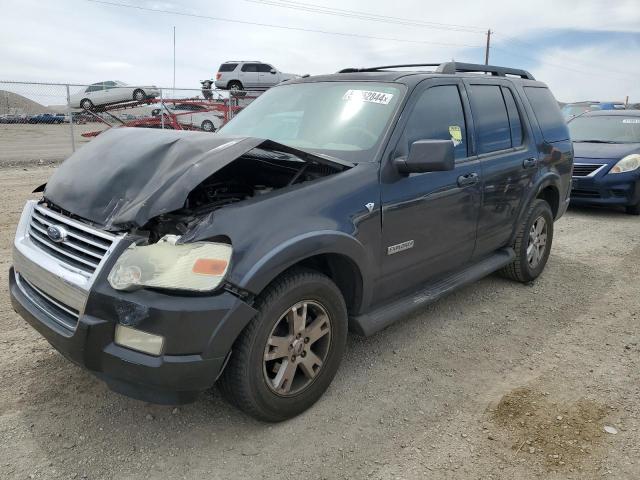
[350,248,515,336]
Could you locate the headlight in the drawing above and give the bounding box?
[610,154,640,174]
[108,235,232,292]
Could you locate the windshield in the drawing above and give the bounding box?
[562,104,600,119]
[220,81,403,162]
[569,116,640,143]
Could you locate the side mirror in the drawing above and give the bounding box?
[394,139,455,174]
[270,69,277,74]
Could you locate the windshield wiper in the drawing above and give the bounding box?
[574,140,618,144]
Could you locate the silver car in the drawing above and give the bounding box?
[70,81,160,110]
[214,61,298,92]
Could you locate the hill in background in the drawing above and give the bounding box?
[0,91,56,115]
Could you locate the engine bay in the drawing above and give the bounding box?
[142,147,347,241]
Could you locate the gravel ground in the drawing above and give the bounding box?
[0,165,638,480]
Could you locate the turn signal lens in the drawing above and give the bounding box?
[192,258,228,276]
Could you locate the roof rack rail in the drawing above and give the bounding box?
[338,62,535,80]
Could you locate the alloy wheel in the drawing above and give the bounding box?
[527,216,547,268]
[263,300,332,396]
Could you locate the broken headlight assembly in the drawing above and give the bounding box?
[107,235,232,292]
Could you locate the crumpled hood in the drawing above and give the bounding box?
[43,127,349,229]
[573,141,640,160]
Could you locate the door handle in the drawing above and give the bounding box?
[457,172,479,187]
[523,157,538,169]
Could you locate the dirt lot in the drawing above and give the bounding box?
[0,125,106,166]
[0,165,638,480]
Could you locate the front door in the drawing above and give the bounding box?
[377,81,481,303]
[463,80,540,257]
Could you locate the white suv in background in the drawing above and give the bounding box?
[70,81,160,110]
[214,61,298,92]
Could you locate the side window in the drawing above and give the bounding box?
[501,87,524,147]
[257,64,273,72]
[524,87,569,143]
[468,85,511,154]
[86,84,102,93]
[104,81,116,89]
[241,63,258,73]
[397,85,468,160]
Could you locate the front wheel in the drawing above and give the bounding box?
[500,199,554,283]
[218,269,348,422]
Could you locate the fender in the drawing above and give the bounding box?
[238,230,374,311]
[509,172,561,244]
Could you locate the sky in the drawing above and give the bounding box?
[0,0,639,103]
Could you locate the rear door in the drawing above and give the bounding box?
[378,79,481,302]
[239,63,260,89]
[464,80,539,257]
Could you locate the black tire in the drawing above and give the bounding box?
[227,80,243,92]
[80,98,94,111]
[499,199,554,283]
[201,120,215,132]
[133,89,146,101]
[218,268,348,422]
[625,202,640,215]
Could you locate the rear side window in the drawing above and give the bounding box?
[501,87,524,147]
[241,63,258,72]
[398,85,468,160]
[524,87,569,142]
[468,85,511,154]
[218,63,238,72]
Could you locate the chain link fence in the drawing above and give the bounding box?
[0,81,262,167]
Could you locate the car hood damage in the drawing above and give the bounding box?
[43,127,352,231]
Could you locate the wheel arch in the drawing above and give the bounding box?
[237,231,371,315]
[509,173,562,244]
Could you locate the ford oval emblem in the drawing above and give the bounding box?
[46,225,67,243]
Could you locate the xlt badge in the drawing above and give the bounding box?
[387,240,414,255]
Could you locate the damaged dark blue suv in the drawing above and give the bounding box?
[10,62,573,421]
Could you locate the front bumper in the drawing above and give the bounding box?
[10,201,257,404]
[570,165,640,207]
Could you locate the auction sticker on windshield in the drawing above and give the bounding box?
[343,90,394,105]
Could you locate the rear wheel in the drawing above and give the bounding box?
[227,81,243,92]
[218,269,348,422]
[80,98,94,110]
[625,202,640,215]
[500,199,554,283]
[133,89,146,101]
[201,120,215,132]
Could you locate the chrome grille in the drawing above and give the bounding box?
[16,273,79,332]
[28,205,115,274]
[572,163,606,177]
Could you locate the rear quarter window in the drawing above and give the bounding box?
[524,87,569,143]
[218,63,238,72]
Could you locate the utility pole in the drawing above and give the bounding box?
[484,29,491,65]
[173,26,176,90]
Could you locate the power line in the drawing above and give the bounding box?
[492,31,636,79]
[245,0,487,33]
[491,45,636,81]
[84,0,484,49]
